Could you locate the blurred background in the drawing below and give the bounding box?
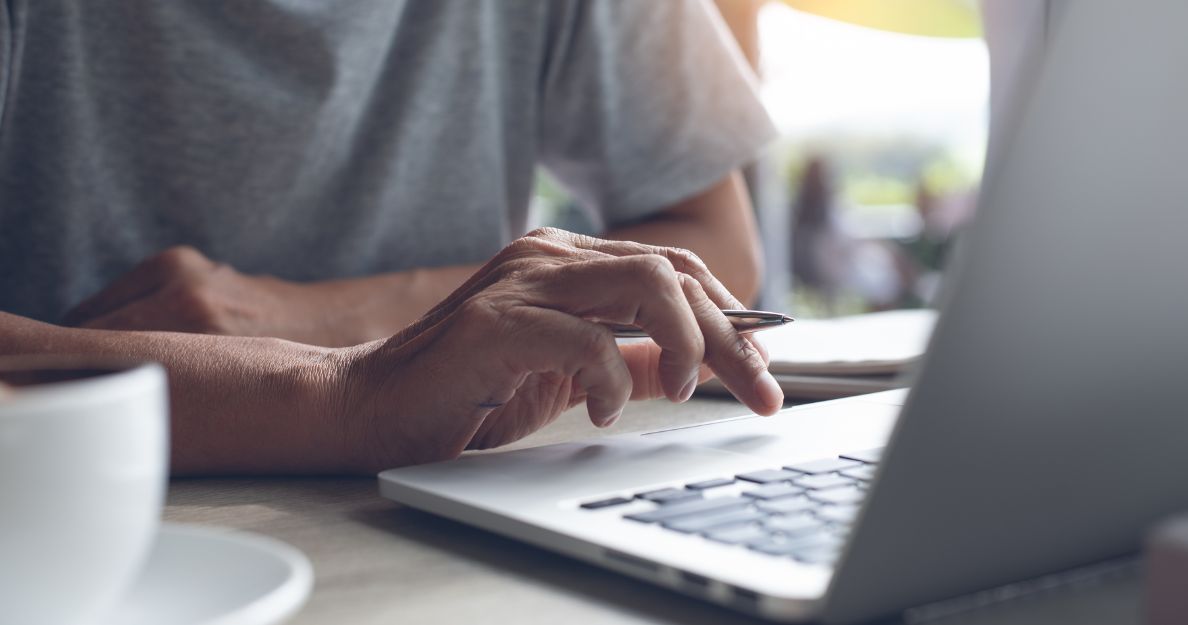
[532,0,988,318]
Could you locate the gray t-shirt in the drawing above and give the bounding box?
[0,0,775,323]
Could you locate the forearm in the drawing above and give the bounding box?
[295,264,480,346]
[277,173,761,346]
[603,172,763,305]
[0,312,347,475]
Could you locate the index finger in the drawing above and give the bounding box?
[677,274,782,415]
[564,235,770,363]
[521,255,706,403]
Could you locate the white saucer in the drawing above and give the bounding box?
[100,523,313,625]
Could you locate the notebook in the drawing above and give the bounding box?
[699,309,937,399]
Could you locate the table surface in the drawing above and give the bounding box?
[165,396,1144,625]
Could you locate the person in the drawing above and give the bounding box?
[0,1,785,474]
[789,157,917,313]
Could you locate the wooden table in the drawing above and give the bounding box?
[165,396,1144,625]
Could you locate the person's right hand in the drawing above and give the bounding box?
[324,228,783,472]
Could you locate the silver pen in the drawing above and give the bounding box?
[606,309,794,339]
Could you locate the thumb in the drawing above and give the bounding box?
[619,341,713,401]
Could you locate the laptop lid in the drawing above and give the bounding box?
[821,0,1188,622]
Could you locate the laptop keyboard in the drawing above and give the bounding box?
[579,447,884,567]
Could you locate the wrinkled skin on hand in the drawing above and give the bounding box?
[61,229,782,471]
[63,245,354,346]
[334,228,783,470]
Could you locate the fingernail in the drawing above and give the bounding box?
[679,376,698,402]
[754,371,783,415]
[601,410,622,428]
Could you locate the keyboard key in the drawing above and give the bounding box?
[655,491,703,504]
[808,487,866,506]
[637,488,702,505]
[791,534,845,563]
[580,496,632,510]
[840,465,878,481]
[737,469,800,484]
[794,543,843,565]
[756,497,817,515]
[742,483,804,500]
[747,531,836,556]
[625,495,749,524]
[685,478,735,490]
[815,504,861,525]
[791,534,844,553]
[793,474,856,490]
[765,514,823,536]
[784,458,862,475]
[747,540,800,556]
[824,524,852,538]
[839,447,884,464]
[663,508,766,534]
[705,523,771,545]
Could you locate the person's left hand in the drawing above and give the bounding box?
[62,246,347,345]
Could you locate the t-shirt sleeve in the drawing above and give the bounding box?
[536,0,777,229]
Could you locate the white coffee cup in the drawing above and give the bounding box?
[0,359,168,625]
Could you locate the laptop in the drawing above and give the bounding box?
[379,1,1188,622]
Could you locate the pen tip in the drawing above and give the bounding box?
[782,315,795,323]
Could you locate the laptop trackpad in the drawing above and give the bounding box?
[642,399,900,464]
[379,399,900,503]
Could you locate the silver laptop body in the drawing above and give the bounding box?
[380,1,1188,622]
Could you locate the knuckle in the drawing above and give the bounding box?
[570,232,604,250]
[631,254,677,287]
[731,336,767,376]
[173,283,211,311]
[149,247,214,287]
[496,235,562,266]
[501,237,540,260]
[525,226,565,241]
[497,230,577,266]
[579,325,616,363]
[679,272,707,298]
[155,245,203,271]
[171,286,224,331]
[208,261,234,277]
[669,247,708,273]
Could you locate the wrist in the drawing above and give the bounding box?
[269,339,363,473]
[306,339,407,474]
